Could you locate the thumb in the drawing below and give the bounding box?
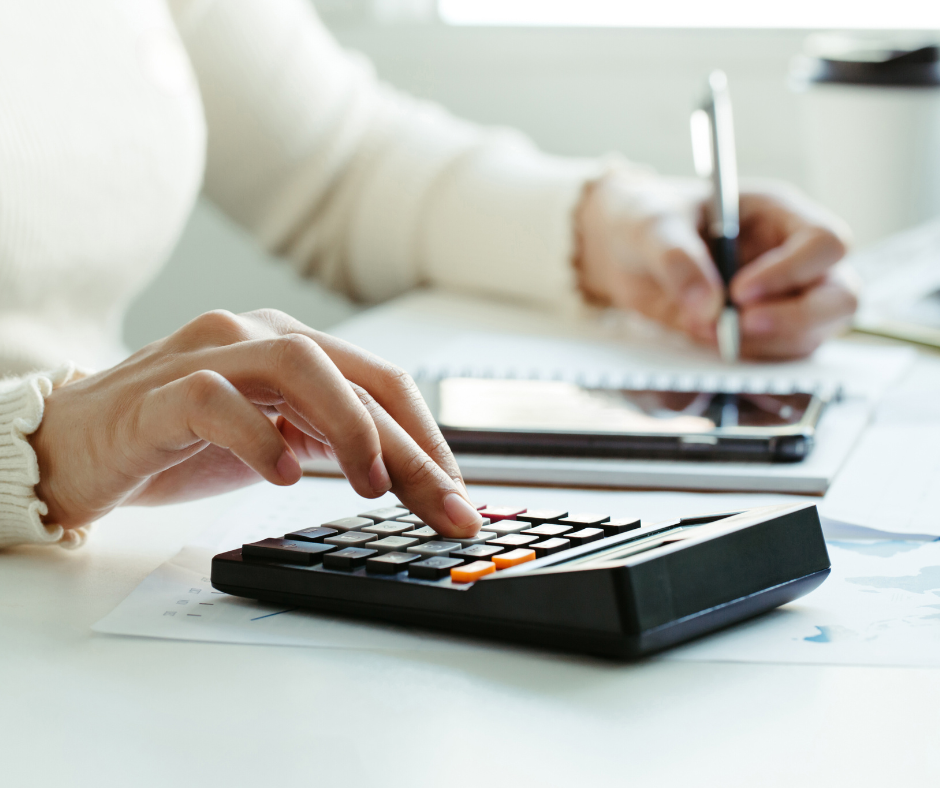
[645,215,724,328]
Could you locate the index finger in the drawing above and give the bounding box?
[731,225,847,305]
[246,311,465,491]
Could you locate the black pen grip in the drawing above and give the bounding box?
[709,235,739,304]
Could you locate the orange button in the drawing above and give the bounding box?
[492,548,536,569]
[450,561,496,583]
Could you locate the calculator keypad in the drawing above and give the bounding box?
[243,502,646,585]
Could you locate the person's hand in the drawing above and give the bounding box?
[574,174,859,359]
[29,309,483,537]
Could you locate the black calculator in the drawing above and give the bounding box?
[211,501,829,659]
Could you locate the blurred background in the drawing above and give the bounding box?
[123,0,940,350]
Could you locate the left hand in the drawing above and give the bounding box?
[574,174,859,359]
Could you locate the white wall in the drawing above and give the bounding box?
[120,18,868,350]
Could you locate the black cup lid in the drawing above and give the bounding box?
[801,45,940,87]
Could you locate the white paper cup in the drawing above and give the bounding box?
[793,37,940,248]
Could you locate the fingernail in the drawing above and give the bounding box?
[443,492,482,534]
[743,312,774,334]
[369,454,392,495]
[276,450,302,484]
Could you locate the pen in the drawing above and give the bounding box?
[691,70,741,363]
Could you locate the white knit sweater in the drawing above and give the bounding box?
[0,0,598,548]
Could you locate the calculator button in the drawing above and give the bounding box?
[483,520,530,537]
[394,514,427,527]
[366,551,422,574]
[558,513,610,527]
[408,556,464,580]
[407,540,462,558]
[602,517,642,535]
[530,538,570,557]
[446,529,494,546]
[451,544,503,561]
[242,539,335,566]
[565,527,604,546]
[450,561,496,583]
[486,533,538,548]
[363,521,413,537]
[358,506,410,523]
[515,509,568,524]
[478,506,526,522]
[322,547,377,570]
[521,523,572,538]
[322,516,373,532]
[369,536,420,554]
[403,526,439,543]
[492,548,536,569]
[475,503,487,510]
[325,531,378,549]
[284,527,339,543]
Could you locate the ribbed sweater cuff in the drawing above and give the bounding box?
[0,364,89,550]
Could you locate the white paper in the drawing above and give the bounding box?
[667,537,940,668]
[819,423,940,536]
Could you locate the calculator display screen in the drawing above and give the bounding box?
[434,378,813,434]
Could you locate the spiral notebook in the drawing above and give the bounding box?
[303,291,915,493]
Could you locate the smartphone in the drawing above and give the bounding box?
[419,378,829,463]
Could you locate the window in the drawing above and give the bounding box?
[438,0,940,29]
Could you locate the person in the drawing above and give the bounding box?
[0,0,857,550]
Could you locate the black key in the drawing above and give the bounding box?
[486,533,538,548]
[515,509,568,524]
[363,521,413,537]
[558,513,610,528]
[565,527,604,546]
[322,516,373,532]
[530,537,570,558]
[323,547,377,570]
[451,544,503,561]
[680,511,741,525]
[366,551,422,574]
[358,506,409,523]
[242,539,336,566]
[521,523,572,538]
[325,531,378,549]
[484,520,530,537]
[602,517,642,535]
[284,527,338,543]
[408,556,464,580]
[407,540,462,558]
[370,536,420,554]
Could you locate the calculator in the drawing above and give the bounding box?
[211,501,830,659]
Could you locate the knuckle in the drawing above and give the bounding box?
[400,451,439,490]
[182,369,228,411]
[383,365,419,402]
[245,308,294,333]
[273,333,321,375]
[180,310,250,346]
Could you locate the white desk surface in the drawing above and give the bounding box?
[4,485,940,788]
[5,331,940,787]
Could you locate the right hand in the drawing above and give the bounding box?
[29,309,483,537]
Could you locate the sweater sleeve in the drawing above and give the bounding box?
[0,366,88,550]
[169,0,603,308]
